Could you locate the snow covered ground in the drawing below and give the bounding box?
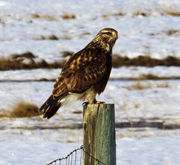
[1,77,180,164]
[1,66,180,81]
[1,79,180,123]
[0,0,180,164]
[0,134,180,165]
[0,0,180,61]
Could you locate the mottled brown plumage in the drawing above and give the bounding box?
[40,28,118,119]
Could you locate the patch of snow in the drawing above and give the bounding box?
[1,66,180,81]
[0,79,180,124]
[0,0,180,60]
[0,134,180,165]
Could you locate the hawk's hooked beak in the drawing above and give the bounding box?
[112,30,118,40]
[110,30,118,47]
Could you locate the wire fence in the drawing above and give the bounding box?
[46,145,106,165]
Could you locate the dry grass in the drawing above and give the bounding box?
[31,13,78,21]
[0,51,64,70]
[102,12,125,18]
[111,73,180,81]
[166,29,180,36]
[126,82,148,90]
[133,10,149,17]
[1,52,180,71]
[139,74,162,80]
[138,74,180,81]
[126,82,169,90]
[62,14,76,19]
[31,13,57,21]
[0,102,42,118]
[163,7,180,17]
[72,110,82,114]
[40,34,59,40]
[116,12,124,16]
[112,55,180,67]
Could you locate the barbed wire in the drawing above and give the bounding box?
[46,145,106,165]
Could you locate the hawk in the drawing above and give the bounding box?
[40,28,118,119]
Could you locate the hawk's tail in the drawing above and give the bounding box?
[40,95,61,119]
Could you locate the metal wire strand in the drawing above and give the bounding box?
[71,152,73,165]
[82,146,106,165]
[46,146,83,165]
[80,146,83,165]
[75,149,77,165]
[46,145,105,165]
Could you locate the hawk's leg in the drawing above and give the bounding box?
[92,99,105,104]
[82,101,105,106]
[82,100,105,106]
[82,101,89,107]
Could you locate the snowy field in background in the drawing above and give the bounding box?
[0,0,180,164]
[1,79,180,124]
[0,0,180,61]
[2,66,180,81]
[1,77,180,164]
[0,135,180,165]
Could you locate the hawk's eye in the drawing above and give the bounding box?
[104,32,112,36]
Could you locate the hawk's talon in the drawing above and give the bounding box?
[95,101,105,104]
[82,101,105,106]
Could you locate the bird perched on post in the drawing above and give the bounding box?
[40,28,118,119]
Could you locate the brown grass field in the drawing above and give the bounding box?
[1,51,180,70]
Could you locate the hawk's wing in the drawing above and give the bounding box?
[53,47,111,96]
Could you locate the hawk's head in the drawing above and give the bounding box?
[93,28,118,51]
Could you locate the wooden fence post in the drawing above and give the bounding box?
[83,104,116,165]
